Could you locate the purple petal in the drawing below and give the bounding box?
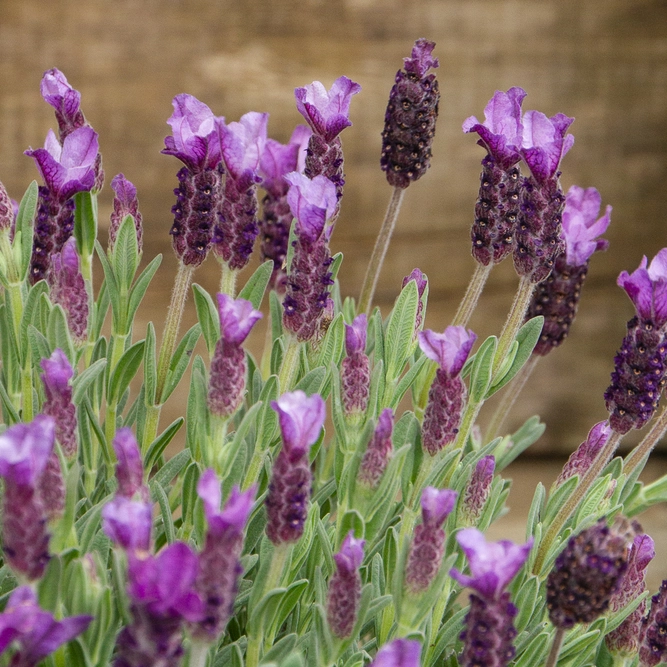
[418,326,477,375]
[216,293,263,345]
[41,348,74,395]
[220,111,269,180]
[111,173,137,206]
[112,428,144,499]
[371,639,422,667]
[420,487,457,527]
[198,473,255,536]
[649,249,667,325]
[285,172,337,241]
[0,415,55,486]
[40,69,80,114]
[345,314,367,355]
[22,613,92,662]
[197,468,222,520]
[631,533,655,572]
[402,268,428,296]
[403,39,439,78]
[375,408,394,441]
[270,390,326,458]
[617,257,652,320]
[334,531,365,573]
[521,111,574,182]
[561,186,612,266]
[102,496,152,551]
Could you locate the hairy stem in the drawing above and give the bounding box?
[452,262,492,327]
[623,406,667,479]
[545,627,566,667]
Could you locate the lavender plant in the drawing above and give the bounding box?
[2,43,667,667]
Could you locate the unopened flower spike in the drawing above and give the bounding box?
[381,39,440,189]
[282,172,338,342]
[162,93,225,267]
[527,185,611,356]
[109,173,143,253]
[403,268,428,340]
[207,294,262,418]
[419,326,477,455]
[265,391,326,544]
[193,470,256,641]
[341,313,370,417]
[450,528,533,667]
[212,111,269,271]
[113,427,147,500]
[259,125,312,291]
[640,578,667,666]
[555,421,612,487]
[513,111,574,283]
[25,125,98,282]
[47,236,89,344]
[405,487,457,593]
[358,408,394,488]
[605,248,667,434]
[296,75,361,205]
[460,456,495,526]
[327,531,365,637]
[40,348,77,458]
[463,87,526,266]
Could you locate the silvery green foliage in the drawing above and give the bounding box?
[1,61,667,667]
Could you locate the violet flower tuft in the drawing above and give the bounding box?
[327,531,365,637]
[370,638,422,667]
[460,456,496,526]
[555,421,612,487]
[109,173,143,253]
[640,579,667,667]
[358,408,394,488]
[341,314,371,416]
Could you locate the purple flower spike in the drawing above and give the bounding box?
[0,415,55,487]
[113,428,146,500]
[295,77,361,144]
[217,293,263,345]
[327,531,365,637]
[101,496,152,552]
[0,585,92,666]
[109,173,143,253]
[358,409,394,488]
[371,639,422,667]
[617,250,667,326]
[640,580,667,667]
[461,456,496,526]
[419,326,477,376]
[562,185,611,266]
[40,68,85,139]
[451,528,533,601]
[556,421,612,487]
[342,314,370,416]
[520,111,575,184]
[271,391,326,459]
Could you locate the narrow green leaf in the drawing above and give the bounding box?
[151,480,176,544]
[15,181,38,281]
[384,280,419,383]
[107,339,145,403]
[238,259,273,310]
[92,279,111,340]
[143,322,157,406]
[495,415,546,471]
[72,359,107,405]
[19,280,49,357]
[151,449,191,490]
[192,283,220,356]
[294,366,327,396]
[111,215,139,294]
[95,241,121,330]
[0,378,20,424]
[126,254,162,325]
[469,335,497,403]
[47,304,75,362]
[74,191,97,259]
[391,354,427,410]
[144,418,185,471]
[162,324,201,402]
[270,290,283,342]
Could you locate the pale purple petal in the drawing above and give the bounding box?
[102,496,152,551]
[561,186,612,265]
[113,428,144,499]
[418,326,477,375]
[220,111,269,180]
[649,249,667,325]
[197,468,222,520]
[197,471,255,535]
[270,390,326,458]
[403,39,439,77]
[334,531,365,573]
[521,111,575,182]
[216,293,263,345]
[450,527,533,600]
[421,487,457,527]
[0,415,55,486]
[285,172,337,241]
[111,173,137,206]
[40,68,81,117]
[41,348,74,394]
[345,314,367,355]
[371,638,422,667]
[402,268,428,295]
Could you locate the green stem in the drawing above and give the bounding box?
[21,356,33,423]
[545,627,566,667]
[211,416,229,476]
[278,336,300,393]
[452,262,492,327]
[533,430,624,575]
[624,406,667,479]
[358,186,406,314]
[188,641,210,667]
[219,261,238,297]
[492,276,535,377]
[485,354,539,441]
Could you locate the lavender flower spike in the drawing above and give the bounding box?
[451,528,532,667]
[48,237,89,344]
[113,427,146,500]
[463,87,526,266]
[208,294,262,418]
[282,173,338,342]
[341,314,371,416]
[605,249,667,433]
[0,415,55,580]
[640,579,667,667]
[460,456,495,526]
[370,639,422,667]
[405,487,457,593]
[358,408,394,488]
[327,531,365,637]
[381,39,440,189]
[265,391,326,544]
[419,326,477,456]
[555,421,612,487]
[193,470,256,640]
[109,173,143,253]
[0,585,92,667]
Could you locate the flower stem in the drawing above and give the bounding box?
[188,642,210,667]
[623,406,667,479]
[219,261,237,297]
[545,627,566,667]
[358,186,405,314]
[452,262,492,327]
[533,430,623,575]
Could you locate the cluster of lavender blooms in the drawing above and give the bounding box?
[3,40,667,667]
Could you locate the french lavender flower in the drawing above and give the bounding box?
[606,533,654,658]
[554,421,612,487]
[419,326,477,455]
[640,580,667,667]
[265,391,326,544]
[40,348,77,458]
[47,236,89,344]
[193,470,256,641]
[295,75,361,204]
[405,487,457,593]
[604,249,667,434]
[282,172,337,342]
[514,111,575,283]
[259,125,311,291]
[358,408,394,488]
[0,415,55,580]
[113,427,147,500]
[109,173,143,253]
[0,585,92,667]
[463,87,526,266]
[327,531,365,638]
[212,112,268,270]
[460,456,495,526]
[115,542,204,667]
[370,639,422,667]
[381,39,440,189]
[162,93,224,267]
[208,294,262,418]
[526,185,611,355]
[450,528,533,667]
[546,518,632,629]
[341,314,370,416]
[25,126,98,282]
[403,268,428,339]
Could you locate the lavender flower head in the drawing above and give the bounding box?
[370,639,422,667]
[40,348,77,458]
[605,249,667,433]
[265,391,326,544]
[112,428,146,500]
[327,531,365,637]
[640,579,667,667]
[0,415,54,490]
[420,326,477,456]
[555,421,612,487]
[194,470,255,640]
[520,111,575,184]
[208,294,262,418]
[358,408,394,488]
[109,173,143,253]
[282,173,338,342]
[101,496,152,552]
[0,585,92,667]
[461,456,496,526]
[342,314,370,416]
[561,185,611,266]
[405,487,457,593]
